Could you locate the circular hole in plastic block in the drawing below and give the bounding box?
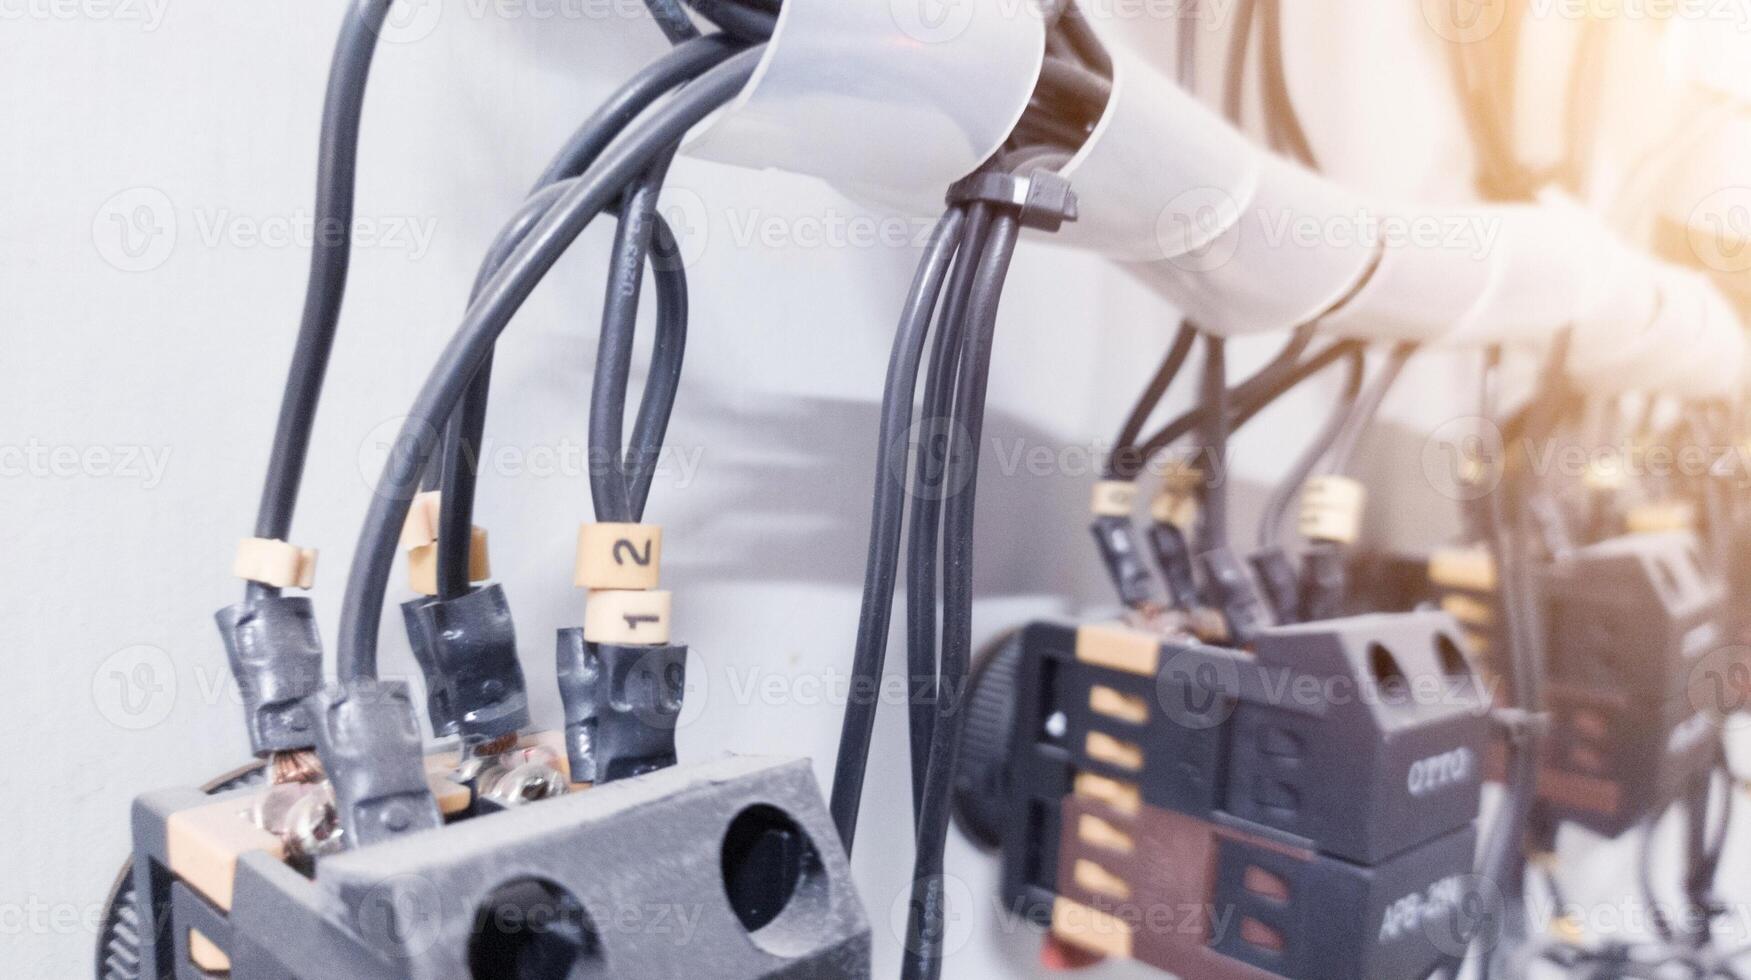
[468,878,606,980]
[1367,643,1410,704]
[1434,633,1474,680]
[721,804,831,957]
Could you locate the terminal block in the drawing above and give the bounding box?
[955,612,1489,980]
[1535,532,1725,837]
[1420,532,1728,838]
[125,752,869,980]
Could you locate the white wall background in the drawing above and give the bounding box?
[1,2,1741,977]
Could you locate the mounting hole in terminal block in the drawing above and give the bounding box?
[1368,643,1410,703]
[468,878,606,979]
[721,804,831,957]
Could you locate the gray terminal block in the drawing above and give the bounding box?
[556,628,685,784]
[307,680,443,849]
[200,755,870,979]
[215,595,325,755]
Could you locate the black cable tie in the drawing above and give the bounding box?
[946,171,1079,232]
[1491,707,1552,745]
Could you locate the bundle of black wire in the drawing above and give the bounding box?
[1471,339,1563,980]
[818,191,1029,980]
[826,16,1105,979]
[430,32,748,597]
[430,6,776,594]
[246,0,774,614]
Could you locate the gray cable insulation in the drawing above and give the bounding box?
[1327,342,1416,475]
[433,36,739,591]
[825,207,969,852]
[901,213,1023,980]
[905,205,992,822]
[1257,346,1365,550]
[249,0,393,603]
[590,151,677,523]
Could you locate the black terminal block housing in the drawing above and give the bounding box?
[1367,531,1729,840]
[215,595,324,755]
[956,612,1488,980]
[121,756,871,980]
[556,630,686,784]
[1535,532,1725,836]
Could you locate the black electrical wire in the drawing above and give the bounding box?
[534,35,741,191]
[248,0,394,604]
[900,213,1022,980]
[825,208,968,851]
[684,0,776,42]
[337,49,764,683]
[1474,335,1571,980]
[432,35,740,593]
[1039,56,1112,110]
[905,206,992,822]
[1326,342,1416,475]
[1258,0,1318,169]
[1176,0,1199,89]
[626,216,689,518]
[436,358,495,598]
[1054,3,1108,75]
[1257,346,1365,549]
[1117,325,1319,480]
[435,183,570,599]
[1123,338,1362,481]
[1197,332,1230,552]
[1223,0,1258,125]
[1639,813,1679,943]
[589,151,677,524]
[642,0,701,45]
[1105,322,1198,480]
[432,180,691,594]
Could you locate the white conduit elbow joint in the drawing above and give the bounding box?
[687,0,1744,398]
